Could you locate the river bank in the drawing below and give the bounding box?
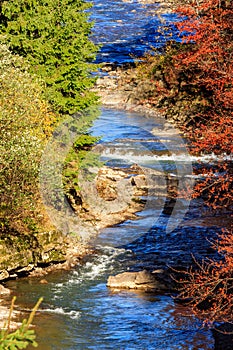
[1,1,231,347]
[93,62,189,127]
[0,0,180,284]
[1,102,225,349]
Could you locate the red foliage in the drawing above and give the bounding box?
[171,0,233,213]
[169,0,233,325]
[174,0,233,155]
[177,229,233,325]
[193,165,233,211]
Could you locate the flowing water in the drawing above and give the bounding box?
[5,1,228,349]
[90,0,181,64]
[6,108,221,349]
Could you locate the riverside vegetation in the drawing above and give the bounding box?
[0,0,99,347]
[0,0,99,270]
[0,0,232,348]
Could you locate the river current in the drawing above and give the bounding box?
[5,1,226,349]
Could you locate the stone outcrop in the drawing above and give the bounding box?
[93,63,190,125]
[107,269,171,292]
[78,165,147,229]
[0,163,178,282]
[76,164,169,230]
[0,230,89,281]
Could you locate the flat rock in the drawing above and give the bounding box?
[107,270,168,292]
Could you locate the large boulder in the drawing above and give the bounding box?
[107,269,168,292]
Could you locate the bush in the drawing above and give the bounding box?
[0,45,57,234]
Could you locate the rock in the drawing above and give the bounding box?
[0,270,9,281]
[131,174,147,189]
[96,178,118,201]
[17,264,34,273]
[0,284,11,295]
[39,279,48,284]
[0,230,86,282]
[107,270,168,292]
[77,165,148,230]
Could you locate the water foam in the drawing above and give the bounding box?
[100,149,232,164]
[41,307,80,320]
[52,247,129,294]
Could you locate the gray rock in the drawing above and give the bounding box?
[107,270,168,292]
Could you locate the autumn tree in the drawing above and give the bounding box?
[177,229,233,325]
[131,0,233,327]
[135,0,232,212]
[167,0,233,326]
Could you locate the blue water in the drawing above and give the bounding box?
[7,108,217,350]
[6,1,219,349]
[90,0,181,63]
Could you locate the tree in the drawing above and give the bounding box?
[176,229,233,325]
[171,0,233,212]
[135,0,233,213]
[174,0,233,154]
[132,0,233,326]
[0,44,56,234]
[0,0,98,115]
[168,0,233,325]
[0,1,100,234]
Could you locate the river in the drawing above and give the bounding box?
[5,1,226,349]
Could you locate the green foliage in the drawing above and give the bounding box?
[0,0,99,115]
[63,132,103,193]
[74,134,101,150]
[0,44,57,234]
[0,297,43,350]
[0,1,100,234]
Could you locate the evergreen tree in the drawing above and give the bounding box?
[0,0,98,115]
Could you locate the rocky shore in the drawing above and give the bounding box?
[93,62,190,127]
[93,64,162,118]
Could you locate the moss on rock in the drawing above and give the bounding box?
[0,230,82,281]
